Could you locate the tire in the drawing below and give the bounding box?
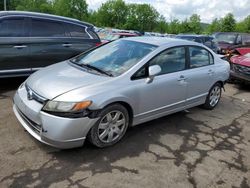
[203,83,222,110]
[88,104,129,148]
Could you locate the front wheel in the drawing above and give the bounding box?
[88,104,129,148]
[203,83,222,110]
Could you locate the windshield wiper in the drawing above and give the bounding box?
[69,60,113,77]
[81,64,113,77]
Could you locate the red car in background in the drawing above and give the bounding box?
[213,32,250,54]
[229,47,250,83]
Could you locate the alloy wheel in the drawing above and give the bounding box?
[209,85,221,107]
[97,110,126,143]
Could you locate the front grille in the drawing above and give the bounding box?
[17,107,42,134]
[25,84,47,104]
[233,64,250,75]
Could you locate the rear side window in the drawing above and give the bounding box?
[189,46,213,68]
[65,24,90,38]
[0,18,26,37]
[31,19,66,37]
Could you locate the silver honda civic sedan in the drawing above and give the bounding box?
[13,37,230,149]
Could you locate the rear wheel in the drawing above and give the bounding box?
[88,104,129,148]
[203,83,222,110]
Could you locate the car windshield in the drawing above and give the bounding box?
[214,33,237,44]
[71,40,157,77]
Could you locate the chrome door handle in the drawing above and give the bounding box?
[178,75,187,81]
[13,45,27,49]
[62,43,72,47]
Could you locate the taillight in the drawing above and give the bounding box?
[95,42,102,47]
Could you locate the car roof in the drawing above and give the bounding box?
[0,11,93,27]
[123,37,202,47]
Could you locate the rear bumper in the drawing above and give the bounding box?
[13,87,99,149]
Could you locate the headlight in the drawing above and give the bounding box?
[19,81,26,89]
[42,100,92,118]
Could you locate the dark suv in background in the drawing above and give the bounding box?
[0,11,101,77]
[213,32,250,54]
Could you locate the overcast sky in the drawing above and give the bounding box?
[86,0,250,23]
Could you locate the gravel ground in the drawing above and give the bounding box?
[0,78,249,188]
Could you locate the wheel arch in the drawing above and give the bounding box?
[213,80,225,91]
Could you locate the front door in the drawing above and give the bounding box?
[131,46,188,124]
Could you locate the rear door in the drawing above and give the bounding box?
[28,18,75,69]
[185,46,216,106]
[0,17,30,76]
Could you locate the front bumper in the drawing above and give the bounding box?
[230,70,250,83]
[13,87,99,149]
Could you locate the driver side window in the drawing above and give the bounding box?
[131,46,186,80]
[149,47,186,75]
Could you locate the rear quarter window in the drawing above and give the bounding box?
[65,23,90,38]
[87,29,100,40]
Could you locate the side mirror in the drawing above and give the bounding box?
[146,65,161,83]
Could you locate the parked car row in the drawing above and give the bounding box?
[96,27,250,55]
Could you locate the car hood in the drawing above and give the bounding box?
[26,61,112,100]
[230,54,250,67]
[235,48,250,56]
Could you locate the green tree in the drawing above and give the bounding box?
[15,0,53,13]
[188,14,202,33]
[52,0,88,20]
[179,19,191,33]
[221,13,236,32]
[208,18,222,33]
[96,0,128,28]
[0,0,34,11]
[154,15,168,33]
[124,3,159,31]
[123,4,138,30]
[135,4,159,31]
[236,15,250,33]
[168,19,181,34]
